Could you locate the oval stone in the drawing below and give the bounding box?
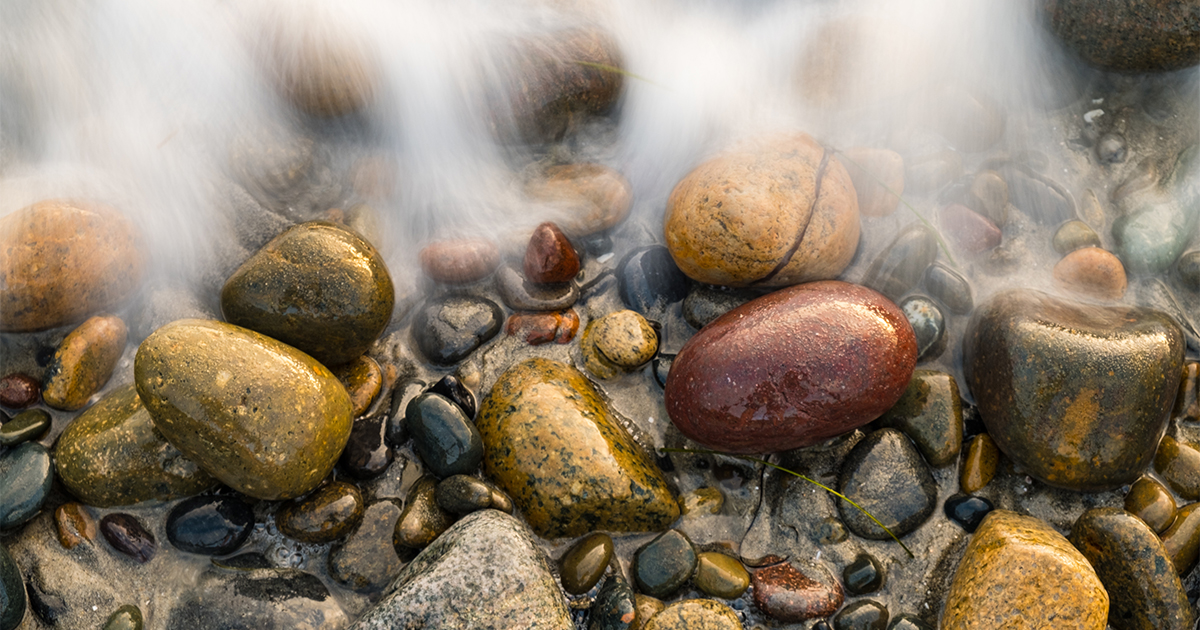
[837,428,937,540]
[418,238,500,285]
[134,319,354,500]
[0,543,25,630]
[665,281,916,453]
[276,480,364,544]
[1052,246,1127,301]
[221,221,395,367]
[0,199,145,332]
[559,532,614,595]
[963,289,1183,490]
[643,599,741,630]
[165,495,255,556]
[0,442,53,530]
[42,314,127,411]
[477,358,679,538]
[1044,0,1200,72]
[751,559,843,623]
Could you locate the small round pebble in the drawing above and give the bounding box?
[1125,476,1177,533]
[166,494,255,556]
[960,433,999,494]
[393,476,453,549]
[412,295,503,366]
[559,532,614,595]
[751,559,843,622]
[922,262,972,315]
[435,475,497,516]
[617,246,690,316]
[581,310,659,379]
[834,599,888,630]
[0,409,50,446]
[843,553,885,594]
[634,529,697,598]
[495,263,580,312]
[329,500,404,591]
[419,238,500,284]
[42,314,127,411]
[643,599,741,630]
[0,374,39,409]
[428,374,477,419]
[333,355,383,417]
[1052,246,1127,301]
[1161,502,1200,575]
[100,513,156,563]
[0,442,54,530]
[276,481,364,544]
[524,222,580,284]
[692,551,749,599]
[339,414,394,480]
[944,494,994,533]
[589,575,637,630]
[102,604,143,630]
[899,296,945,361]
[634,595,665,630]
[1155,435,1200,500]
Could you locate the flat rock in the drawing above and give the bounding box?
[837,428,937,539]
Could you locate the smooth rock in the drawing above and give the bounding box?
[1155,435,1200,500]
[693,551,749,599]
[967,170,1009,226]
[899,296,945,361]
[525,163,633,237]
[589,575,637,630]
[393,476,453,550]
[260,5,378,117]
[435,475,506,516]
[1053,246,1128,300]
[0,409,50,447]
[53,502,97,550]
[477,358,679,538]
[1044,0,1200,71]
[939,204,1001,254]
[959,433,999,494]
[0,544,24,630]
[135,319,354,500]
[277,481,364,544]
[751,559,843,622]
[841,147,904,217]
[1053,219,1102,254]
[634,595,665,630]
[838,428,937,539]
[55,383,216,507]
[0,374,38,409]
[617,246,690,315]
[860,223,939,301]
[1113,145,1199,274]
[169,565,348,629]
[496,263,579,312]
[1173,362,1200,421]
[941,510,1108,629]
[642,599,741,630]
[100,513,155,563]
[329,500,403,591]
[165,494,255,556]
[843,553,885,594]
[428,374,477,419]
[0,199,144,332]
[922,262,973,315]
[42,315,126,410]
[419,238,500,284]
[1005,168,1075,226]
[681,285,755,330]
[524,222,580,284]
[1125,476,1177,533]
[834,600,888,630]
[505,310,580,345]
[559,532,614,595]
[412,294,503,366]
[385,379,425,447]
[339,414,393,480]
[873,370,962,467]
[889,614,933,630]
[666,280,916,453]
[963,289,1183,490]
[405,392,483,478]
[665,133,859,287]
[333,356,383,418]
[943,495,994,533]
[0,442,53,530]
[581,309,659,379]
[102,605,142,630]
[1161,502,1200,575]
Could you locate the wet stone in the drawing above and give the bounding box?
[0,408,50,447]
[170,565,348,629]
[843,553,885,595]
[0,543,24,630]
[943,494,993,533]
[634,595,665,630]
[860,223,939,301]
[581,309,659,379]
[1044,0,1200,71]
[525,222,581,284]
[837,428,937,539]
[435,475,501,516]
[899,296,945,361]
[939,204,1001,254]
[419,238,500,284]
[617,246,690,316]
[525,163,633,238]
[678,487,723,516]
[751,559,844,623]
[165,494,254,556]
[1125,476,1177,533]
[100,513,156,564]
[682,285,756,330]
[643,599,741,630]
[1114,145,1200,275]
[329,500,403,591]
[496,263,580,312]
[1154,435,1200,500]
[889,614,933,630]
[874,369,962,467]
[54,502,97,550]
[42,314,127,411]
[0,374,38,409]
[102,604,143,630]
[959,433,999,494]
[405,392,483,478]
[559,532,614,595]
[967,170,1009,226]
[1053,246,1127,301]
[1069,507,1193,630]
[393,476,453,550]
[1004,169,1075,226]
[428,374,477,419]
[386,379,426,447]
[412,294,503,366]
[589,575,636,630]
[1053,219,1102,255]
[841,147,904,217]
[834,599,888,630]
[333,356,383,418]
[277,480,364,544]
[505,310,580,345]
[693,551,749,599]
[922,262,973,314]
[340,414,393,480]
[1160,502,1200,575]
[0,442,53,530]
[633,530,696,598]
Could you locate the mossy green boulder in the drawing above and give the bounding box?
[477,358,679,538]
[135,319,353,500]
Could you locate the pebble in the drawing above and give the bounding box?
[0,374,39,409]
[276,480,364,544]
[751,559,843,622]
[922,262,973,314]
[170,564,348,628]
[100,513,156,564]
[959,433,999,494]
[842,552,885,594]
[632,529,696,598]
[581,309,659,379]
[1154,435,1200,500]
[42,314,126,410]
[0,409,50,447]
[0,544,24,630]
[0,442,53,530]
[963,289,1183,490]
[899,296,945,361]
[889,614,933,630]
[633,595,665,630]
[428,374,477,419]
[0,199,145,332]
[505,309,580,345]
[329,500,403,591]
[524,222,581,284]
[55,383,216,506]
[693,551,749,599]
[477,358,679,538]
[873,370,962,467]
[1004,169,1075,226]
[1161,502,1200,574]
[1053,219,1102,255]
[1177,251,1200,292]
[860,223,939,301]
[1044,0,1200,71]
[386,379,425,446]
[393,476,453,550]
[943,495,993,533]
[642,599,741,630]
[524,163,633,237]
[942,510,1107,629]
[405,392,483,478]
[221,221,395,367]
[666,281,916,453]
[681,285,755,330]
[939,204,1001,254]
[834,599,888,630]
[165,494,255,556]
[838,428,937,539]
[53,502,97,549]
[495,263,580,312]
[589,575,637,630]
[1114,145,1200,274]
[135,319,353,500]
[102,604,143,630]
[1125,476,1177,533]
[966,170,1009,226]
[617,246,690,316]
[664,133,859,287]
[1069,507,1193,630]
[333,356,384,417]
[1052,246,1128,300]
[435,475,503,516]
[840,147,904,217]
[412,294,503,366]
[678,487,723,516]
[559,532,614,595]
[1174,361,1200,421]
[339,414,393,479]
[418,238,500,284]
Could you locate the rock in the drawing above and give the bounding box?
[405,392,483,478]
[889,614,933,630]
[339,414,392,480]
[0,442,53,530]
[0,199,145,332]
[1124,476,1177,533]
[634,595,665,630]
[941,510,1108,629]
[837,428,937,540]
[55,384,217,506]
[666,281,916,453]
[943,494,993,533]
[1069,507,1193,630]
[681,285,755,330]
[840,147,904,217]
[102,605,142,630]
[419,238,500,284]
[664,133,859,287]
[617,246,690,315]
[967,170,1009,226]
[633,530,696,598]
[963,289,1183,490]
[1154,435,1200,500]
[332,356,383,418]
[276,481,364,544]
[221,221,395,367]
[1161,502,1200,574]
[588,576,637,630]
[1005,168,1076,226]
[99,513,155,564]
[1043,0,1200,71]
[833,599,888,630]
[1178,251,1200,292]
[412,294,503,366]
[135,319,354,500]
[581,309,659,379]
[922,262,973,315]
[1053,219,1102,254]
[751,559,843,623]
[427,374,477,419]
[1053,246,1128,300]
[559,532,614,595]
[0,409,50,447]
[959,433,999,494]
[329,500,403,591]
[939,204,1001,254]
[692,551,749,599]
[42,315,126,410]
[165,495,255,556]
[524,222,580,284]
[435,475,507,516]
[393,476,453,550]
[477,358,679,538]
[0,374,38,409]
[505,310,579,345]
[873,370,963,467]
[1113,145,1199,274]
[860,223,939,301]
[0,543,25,630]
[496,263,580,312]
[899,296,946,361]
[642,599,741,630]
[1174,362,1200,421]
[169,565,349,629]
[524,163,633,237]
[354,510,572,629]
[842,553,884,595]
[53,502,97,550]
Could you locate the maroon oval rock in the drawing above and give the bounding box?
[665,280,916,453]
[524,222,580,284]
[0,373,39,409]
[751,559,844,622]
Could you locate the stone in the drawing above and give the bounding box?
[165,494,255,556]
[899,296,945,361]
[559,532,614,595]
[170,565,348,629]
[405,392,483,478]
[135,319,354,500]
[860,223,939,301]
[837,428,938,539]
[581,309,659,379]
[419,238,500,284]
[0,409,50,447]
[633,530,696,599]
[963,289,1183,490]
[412,294,503,366]
[55,383,217,506]
[834,599,888,630]
[889,614,933,630]
[0,544,24,630]
[1155,435,1200,500]
[428,374,477,418]
[1005,168,1075,226]
[1160,502,1200,575]
[1174,361,1200,421]
[524,222,580,284]
[922,262,973,315]
[277,481,364,544]
[477,358,679,538]
[943,495,994,533]
[967,170,1009,226]
[692,551,749,599]
[589,575,637,630]
[333,356,383,417]
[1052,246,1128,301]
[435,475,505,516]
[939,204,1001,254]
[1177,251,1200,292]
[329,500,403,591]
[751,559,843,623]
[642,599,741,630]
[664,133,859,288]
[505,310,579,345]
[1053,219,1102,254]
[0,374,38,409]
[843,553,885,595]
[681,285,755,330]
[0,442,53,530]
[0,199,145,332]
[959,433,999,494]
[221,221,395,367]
[1069,507,1193,630]
[840,147,904,217]
[54,502,97,550]
[1044,0,1200,71]
[873,370,962,467]
[99,513,155,563]
[1125,476,1177,533]
[496,263,580,312]
[102,605,142,630]
[393,476,453,550]
[666,281,916,453]
[355,510,572,629]
[1113,144,1200,274]
[524,163,633,237]
[634,595,665,630]
[339,414,393,480]
[617,246,690,315]
[941,510,1107,629]
[42,315,126,410]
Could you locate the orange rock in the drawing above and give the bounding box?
[42,315,128,411]
[1052,246,1127,300]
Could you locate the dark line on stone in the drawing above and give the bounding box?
[752,145,832,286]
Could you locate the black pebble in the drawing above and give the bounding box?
[340,414,394,480]
[617,246,690,315]
[944,494,994,533]
[386,380,427,447]
[843,552,885,594]
[428,375,477,419]
[166,495,255,556]
[101,513,156,563]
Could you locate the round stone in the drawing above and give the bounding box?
[617,246,690,316]
[692,551,749,599]
[419,238,500,284]
[643,599,741,630]
[861,223,939,301]
[435,475,502,516]
[393,476,453,550]
[261,6,378,117]
[959,433,999,494]
[412,295,503,366]
[329,500,404,591]
[1161,502,1200,575]
[0,442,53,530]
[102,604,143,630]
[943,495,994,533]
[838,428,938,540]
[1044,0,1200,71]
[589,575,637,630]
[939,204,1001,254]
[0,409,50,447]
[873,370,963,467]
[276,481,364,544]
[751,559,843,623]
[1052,246,1127,301]
[495,263,579,312]
[1053,220,1102,255]
[504,310,580,346]
[1124,476,1177,534]
[899,296,945,361]
[405,393,483,478]
[524,163,632,237]
[967,170,1009,226]
[581,310,659,379]
[834,599,888,630]
[54,502,97,550]
[922,262,973,315]
[633,530,697,599]
[333,355,383,418]
[842,553,885,595]
[558,532,614,595]
[100,513,156,564]
[166,495,255,556]
[524,222,580,284]
[0,374,39,409]
[42,314,127,411]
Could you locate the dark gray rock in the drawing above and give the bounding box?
[837,429,937,540]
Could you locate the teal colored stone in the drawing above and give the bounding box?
[0,442,53,530]
[0,409,50,447]
[0,544,25,630]
[633,530,696,598]
[1113,144,1200,274]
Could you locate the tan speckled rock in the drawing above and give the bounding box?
[0,199,145,332]
[643,599,741,630]
[43,315,127,411]
[1053,246,1127,301]
[664,133,859,288]
[477,358,678,538]
[134,319,354,500]
[525,163,633,237]
[581,310,659,379]
[941,510,1108,630]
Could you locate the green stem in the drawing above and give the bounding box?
[661,447,915,558]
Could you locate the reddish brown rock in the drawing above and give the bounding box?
[333,355,383,417]
[524,163,633,237]
[0,373,39,409]
[939,204,1001,254]
[1053,246,1127,301]
[665,280,916,453]
[419,238,501,284]
[504,310,579,345]
[54,502,97,550]
[524,222,580,284]
[751,559,843,623]
[43,315,128,411]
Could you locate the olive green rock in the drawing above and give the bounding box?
[559,532,614,595]
[873,370,963,467]
[643,599,741,630]
[942,510,1108,629]
[1154,435,1200,500]
[134,319,354,500]
[693,552,749,599]
[276,480,364,544]
[477,358,679,538]
[222,221,395,366]
[55,384,217,507]
[1124,476,1177,534]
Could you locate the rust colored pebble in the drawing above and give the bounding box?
[504,310,579,346]
[54,502,98,549]
[419,238,501,284]
[751,560,844,622]
[43,315,128,411]
[0,373,39,409]
[100,513,156,563]
[333,355,384,417]
[524,222,580,284]
[1052,246,1128,301]
[960,433,999,494]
